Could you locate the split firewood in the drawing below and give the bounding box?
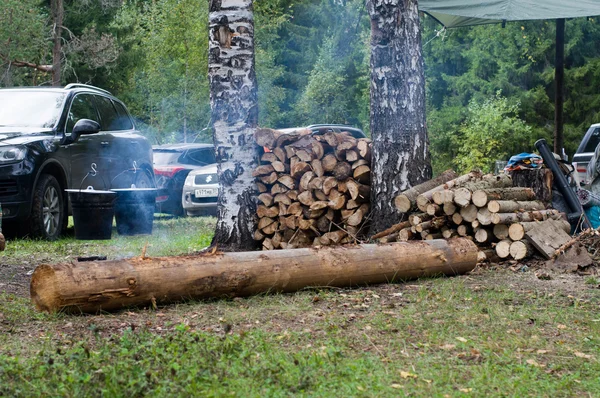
[357,139,372,161]
[256,182,267,193]
[314,190,328,201]
[287,202,303,216]
[291,161,312,179]
[299,171,314,192]
[254,229,265,241]
[273,193,291,206]
[353,165,370,184]
[259,172,278,185]
[346,150,359,162]
[322,154,338,172]
[252,164,275,177]
[262,238,274,251]
[261,152,278,163]
[311,159,324,177]
[258,193,273,207]
[322,177,338,195]
[333,162,352,181]
[347,180,370,202]
[346,199,361,210]
[490,209,563,224]
[271,161,288,173]
[487,200,546,214]
[328,195,346,210]
[287,190,299,202]
[297,190,315,206]
[394,169,458,213]
[257,205,279,219]
[471,187,536,207]
[308,176,326,191]
[271,183,288,195]
[273,147,287,163]
[347,204,370,227]
[255,128,282,148]
[262,220,279,235]
[278,175,295,190]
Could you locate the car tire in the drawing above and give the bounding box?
[29,174,65,240]
[133,168,156,189]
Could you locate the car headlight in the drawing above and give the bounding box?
[0,145,27,164]
[184,174,194,187]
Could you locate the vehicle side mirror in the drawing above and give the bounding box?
[63,119,100,145]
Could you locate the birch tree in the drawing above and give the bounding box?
[366,0,431,233]
[209,0,259,251]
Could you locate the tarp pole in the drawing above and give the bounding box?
[554,18,565,156]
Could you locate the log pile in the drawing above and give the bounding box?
[378,171,569,262]
[253,128,372,250]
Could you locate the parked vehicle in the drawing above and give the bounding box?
[573,123,600,185]
[0,84,154,240]
[182,164,218,216]
[153,143,216,216]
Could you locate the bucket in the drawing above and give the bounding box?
[111,188,156,235]
[66,188,116,240]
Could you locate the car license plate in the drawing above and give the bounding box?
[195,188,217,197]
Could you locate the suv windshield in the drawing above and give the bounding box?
[0,91,66,129]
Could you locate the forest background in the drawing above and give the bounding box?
[2,0,600,174]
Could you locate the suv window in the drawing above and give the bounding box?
[583,127,600,153]
[112,101,134,130]
[180,148,215,166]
[66,94,100,134]
[95,95,120,131]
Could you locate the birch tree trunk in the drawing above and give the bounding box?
[209,0,259,251]
[366,0,431,234]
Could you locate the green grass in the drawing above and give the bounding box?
[1,216,216,263]
[1,218,600,396]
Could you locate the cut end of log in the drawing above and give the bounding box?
[30,264,61,313]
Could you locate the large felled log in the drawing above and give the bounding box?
[510,168,553,202]
[30,239,479,313]
[394,169,458,213]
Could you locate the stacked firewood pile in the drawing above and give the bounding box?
[375,170,569,262]
[252,128,372,250]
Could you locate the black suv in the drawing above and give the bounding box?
[0,84,154,240]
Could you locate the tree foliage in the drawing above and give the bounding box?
[2,0,600,162]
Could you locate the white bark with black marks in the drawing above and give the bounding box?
[366,0,431,233]
[209,0,259,251]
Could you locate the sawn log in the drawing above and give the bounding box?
[31,239,478,314]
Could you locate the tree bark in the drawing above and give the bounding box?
[51,0,63,86]
[209,0,259,251]
[366,0,431,234]
[30,239,478,313]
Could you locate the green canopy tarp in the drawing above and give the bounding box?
[419,0,600,28]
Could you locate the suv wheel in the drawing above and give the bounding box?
[30,174,65,240]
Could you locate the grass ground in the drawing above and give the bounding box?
[1,217,600,396]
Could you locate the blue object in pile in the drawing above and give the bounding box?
[584,205,600,229]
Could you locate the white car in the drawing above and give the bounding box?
[182,164,218,216]
[573,123,600,185]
